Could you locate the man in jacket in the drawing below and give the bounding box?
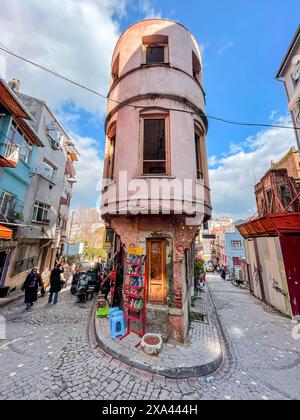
[48,263,64,305]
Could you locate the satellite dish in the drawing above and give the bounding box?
[292,62,300,82]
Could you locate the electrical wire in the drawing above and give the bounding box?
[0,43,299,131]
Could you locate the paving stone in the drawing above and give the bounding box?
[0,277,299,400]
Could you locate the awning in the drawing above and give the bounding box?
[0,225,13,239]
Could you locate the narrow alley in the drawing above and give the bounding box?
[0,275,299,401]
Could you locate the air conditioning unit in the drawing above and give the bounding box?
[51,140,60,150]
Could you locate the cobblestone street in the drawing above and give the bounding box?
[0,275,299,400]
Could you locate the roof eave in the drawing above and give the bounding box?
[276,25,300,80]
[0,79,33,120]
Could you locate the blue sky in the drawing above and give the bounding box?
[0,0,299,220]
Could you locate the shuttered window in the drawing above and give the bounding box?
[143,119,166,175]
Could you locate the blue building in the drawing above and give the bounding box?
[223,221,246,276]
[0,79,43,296]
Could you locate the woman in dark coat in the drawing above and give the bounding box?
[48,263,64,305]
[22,267,43,310]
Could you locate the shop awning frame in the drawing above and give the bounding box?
[0,224,13,239]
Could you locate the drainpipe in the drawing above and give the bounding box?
[253,238,266,302]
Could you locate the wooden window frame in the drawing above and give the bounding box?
[142,35,169,65]
[194,123,204,180]
[140,112,170,177]
[105,122,117,181]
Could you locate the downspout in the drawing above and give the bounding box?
[253,238,266,302]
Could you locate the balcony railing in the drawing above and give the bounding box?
[0,140,19,168]
[0,196,24,223]
[34,167,56,183]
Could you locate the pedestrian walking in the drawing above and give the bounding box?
[48,263,64,305]
[22,267,44,310]
[220,266,227,281]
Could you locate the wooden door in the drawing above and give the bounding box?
[147,239,167,304]
[280,236,300,316]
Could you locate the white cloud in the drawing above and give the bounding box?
[218,41,234,56]
[209,115,297,220]
[269,110,279,121]
[208,155,218,168]
[0,0,127,117]
[138,0,162,18]
[71,134,103,208]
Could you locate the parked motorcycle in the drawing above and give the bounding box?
[76,273,91,303]
[71,261,101,296]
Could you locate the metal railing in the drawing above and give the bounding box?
[0,140,19,159]
[0,195,24,223]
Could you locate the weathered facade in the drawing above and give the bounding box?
[238,153,300,318]
[255,168,300,217]
[101,19,212,342]
[276,25,300,151]
[0,79,43,296]
[0,81,78,296]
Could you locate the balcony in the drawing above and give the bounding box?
[34,166,56,184]
[0,140,19,168]
[0,195,24,224]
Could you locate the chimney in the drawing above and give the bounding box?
[8,78,20,92]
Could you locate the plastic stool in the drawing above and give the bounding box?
[109,309,124,329]
[110,314,126,339]
[109,307,121,320]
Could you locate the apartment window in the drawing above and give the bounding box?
[232,257,241,266]
[143,118,167,175]
[46,122,61,143]
[231,240,243,249]
[195,125,203,179]
[146,46,165,64]
[280,184,292,210]
[291,61,300,88]
[0,191,15,219]
[143,35,169,65]
[40,160,57,182]
[192,51,201,82]
[8,122,32,164]
[32,202,51,224]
